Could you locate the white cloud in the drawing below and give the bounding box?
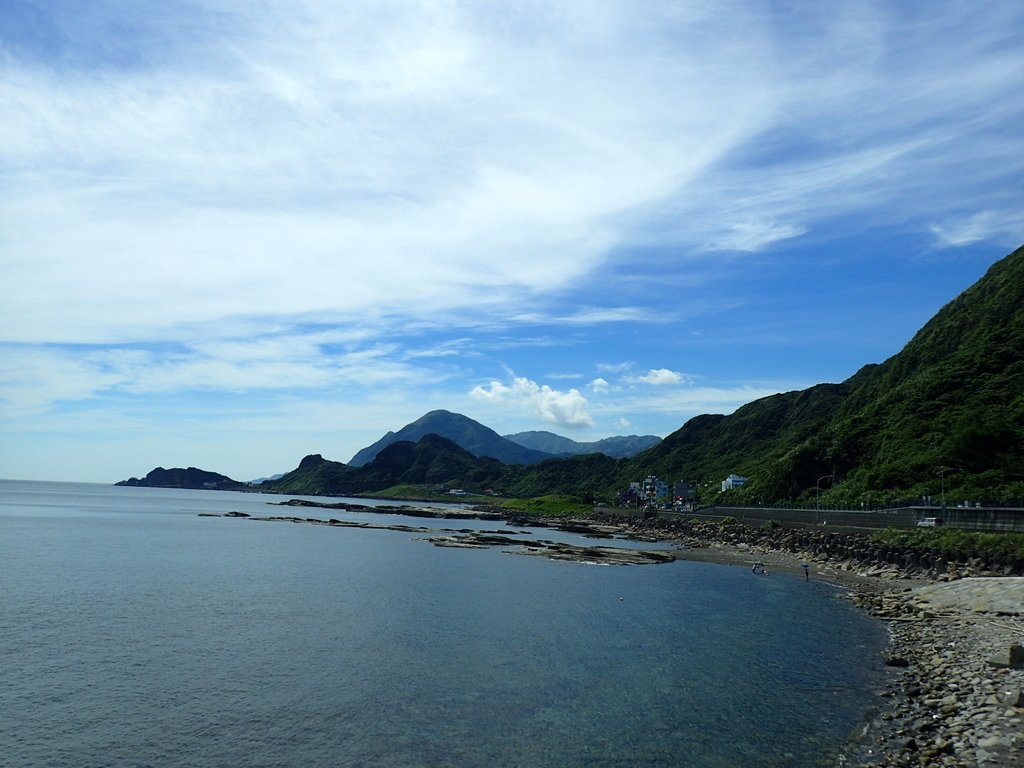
[2,2,1018,349]
[627,368,689,386]
[930,211,1024,248]
[596,362,633,374]
[469,376,593,428]
[2,1,1022,481]
[616,417,633,429]
[706,220,808,253]
[0,333,434,418]
[0,1,782,346]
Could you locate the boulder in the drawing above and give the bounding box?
[987,644,1024,669]
[997,688,1024,708]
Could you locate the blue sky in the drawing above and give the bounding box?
[2,1,1022,483]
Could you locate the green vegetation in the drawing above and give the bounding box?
[362,485,491,503]
[871,528,1024,560]
[622,243,1024,507]
[494,494,593,518]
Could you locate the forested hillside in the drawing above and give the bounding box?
[633,243,1024,505]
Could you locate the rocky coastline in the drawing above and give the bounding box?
[207,502,1023,766]
[612,515,1024,768]
[209,504,679,566]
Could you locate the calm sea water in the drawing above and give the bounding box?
[0,480,887,767]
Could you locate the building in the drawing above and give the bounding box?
[622,476,693,509]
[674,481,695,502]
[721,474,747,492]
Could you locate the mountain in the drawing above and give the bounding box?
[119,244,1024,505]
[116,466,247,490]
[258,453,360,495]
[262,436,506,496]
[504,430,662,458]
[348,410,554,466]
[357,434,506,488]
[626,243,1024,505]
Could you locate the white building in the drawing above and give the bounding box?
[721,474,747,492]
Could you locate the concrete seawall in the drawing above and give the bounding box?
[595,504,1024,532]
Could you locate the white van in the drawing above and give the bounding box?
[916,517,941,527]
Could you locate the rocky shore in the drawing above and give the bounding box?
[209,504,1023,766]
[848,581,1024,767]
[209,507,679,565]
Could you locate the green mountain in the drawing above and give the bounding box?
[624,243,1024,505]
[116,466,247,491]
[348,410,553,466]
[258,453,360,495]
[264,435,506,495]
[503,430,662,458]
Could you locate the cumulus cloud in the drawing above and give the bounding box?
[469,376,593,428]
[589,377,610,394]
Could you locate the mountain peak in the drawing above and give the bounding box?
[348,411,553,466]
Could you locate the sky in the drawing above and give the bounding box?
[2,1,1022,483]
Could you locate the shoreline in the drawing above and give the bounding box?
[224,500,1024,766]
[642,525,1024,767]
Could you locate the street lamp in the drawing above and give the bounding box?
[937,466,962,517]
[815,474,834,524]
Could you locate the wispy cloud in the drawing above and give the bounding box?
[0,334,431,418]
[1,1,777,346]
[4,2,1019,350]
[1,1,1021,479]
[930,211,1024,248]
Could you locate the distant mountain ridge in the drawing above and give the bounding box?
[503,430,661,458]
[348,410,554,466]
[260,435,508,496]
[117,243,1024,505]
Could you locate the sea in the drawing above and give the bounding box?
[0,479,888,768]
